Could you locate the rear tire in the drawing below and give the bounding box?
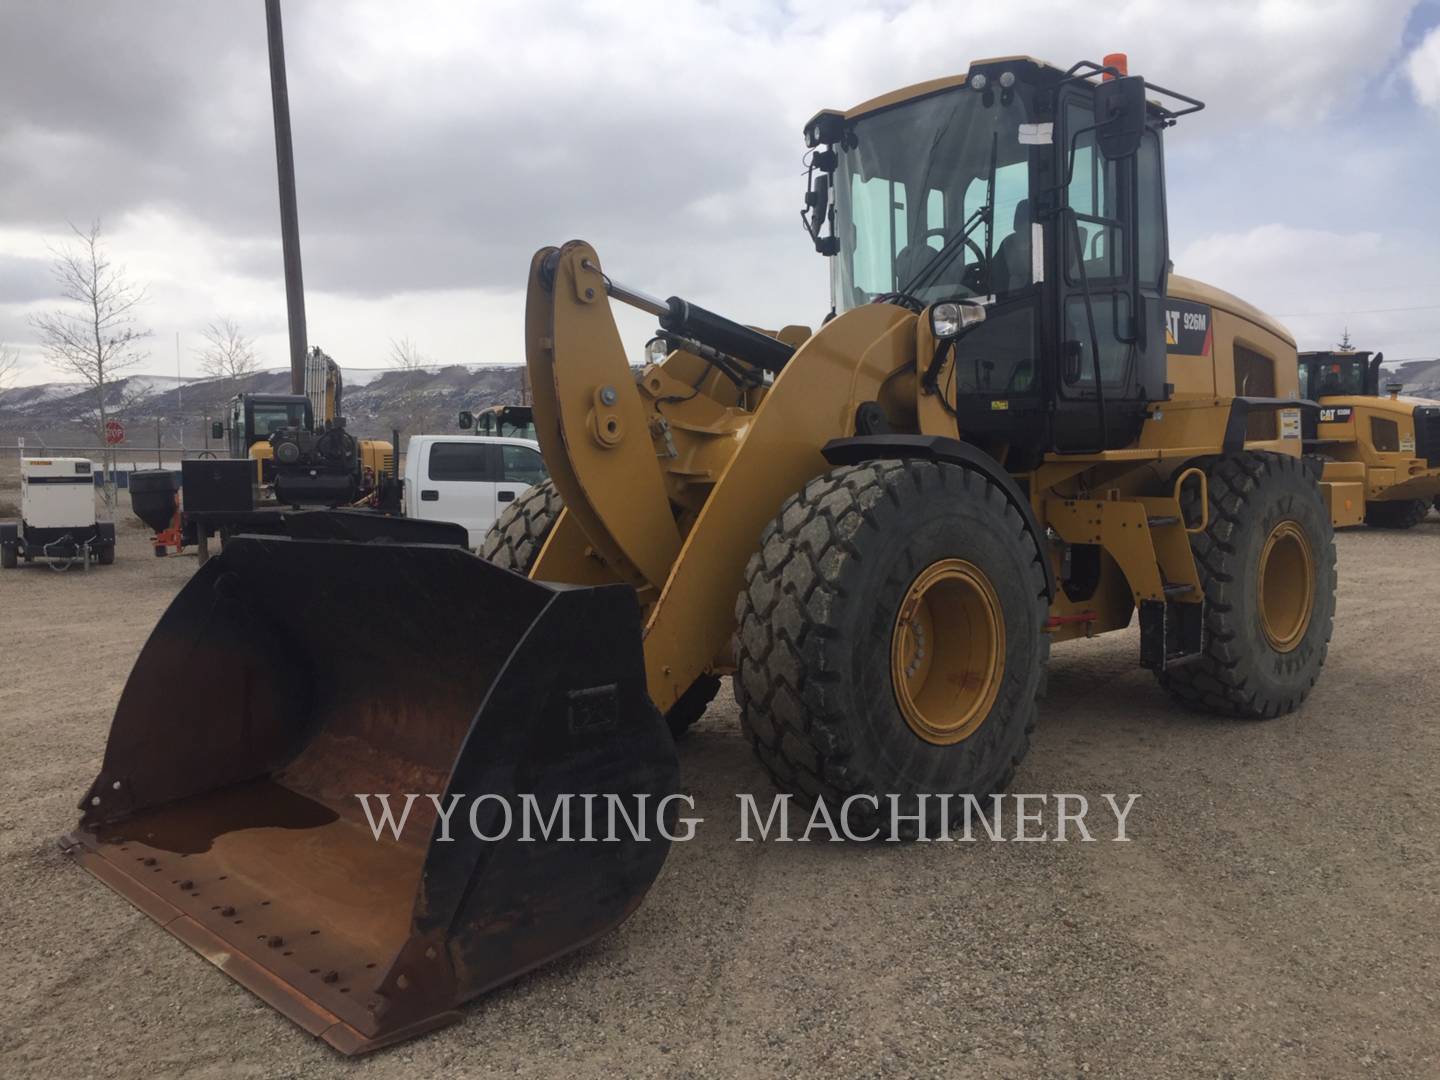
[734,460,1048,836]
[1158,453,1335,718]
[1,545,15,570]
[480,478,719,739]
[1364,498,1429,530]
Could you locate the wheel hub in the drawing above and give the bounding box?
[1258,520,1315,653]
[890,558,1005,745]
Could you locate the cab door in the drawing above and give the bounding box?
[496,443,548,514]
[1051,92,1168,451]
[418,440,497,547]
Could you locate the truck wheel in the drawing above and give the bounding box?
[1363,498,1429,530]
[480,480,563,571]
[735,460,1049,837]
[1,545,15,570]
[1159,453,1335,718]
[481,478,720,739]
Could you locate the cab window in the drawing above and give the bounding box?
[501,445,547,485]
[428,443,495,482]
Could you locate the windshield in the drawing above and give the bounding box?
[832,85,1034,312]
[1303,355,1369,398]
[252,401,309,436]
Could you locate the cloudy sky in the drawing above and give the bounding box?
[2,0,1439,385]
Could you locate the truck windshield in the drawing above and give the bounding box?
[832,85,1033,312]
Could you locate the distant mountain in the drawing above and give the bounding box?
[0,365,528,448]
[1383,359,1440,399]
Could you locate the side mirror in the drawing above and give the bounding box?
[806,173,835,254]
[457,410,474,430]
[1093,75,1147,160]
[211,421,223,439]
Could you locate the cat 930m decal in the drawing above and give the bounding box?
[1165,300,1212,355]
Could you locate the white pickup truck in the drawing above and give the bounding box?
[401,435,548,547]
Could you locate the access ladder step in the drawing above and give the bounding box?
[1162,581,1194,598]
[1147,514,1181,528]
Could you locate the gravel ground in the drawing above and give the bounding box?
[2,509,1438,1078]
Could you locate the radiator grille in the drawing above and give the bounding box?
[1415,406,1440,467]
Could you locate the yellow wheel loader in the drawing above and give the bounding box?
[67,55,1345,1053]
[1297,348,1440,528]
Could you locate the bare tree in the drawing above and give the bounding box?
[197,317,259,393]
[0,342,20,389]
[30,221,151,510]
[388,336,428,370]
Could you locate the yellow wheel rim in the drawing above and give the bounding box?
[1257,520,1315,653]
[890,558,1005,745]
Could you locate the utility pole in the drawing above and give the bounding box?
[176,330,184,451]
[265,0,308,395]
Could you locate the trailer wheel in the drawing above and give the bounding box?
[1159,453,1335,718]
[735,460,1048,837]
[1,545,15,570]
[1363,498,1429,530]
[481,478,719,739]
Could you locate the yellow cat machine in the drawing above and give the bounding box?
[457,403,537,441]
[212,347,394,506]
[67,54,1348,1053]
[1298,348,1440,528]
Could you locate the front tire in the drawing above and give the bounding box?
[480,480,564,571]
[1,545,15,570]
[1364,498,1429,530]
[1158,453,1336,718]
[734,460,1048,835]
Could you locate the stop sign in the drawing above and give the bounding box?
[104,419,125,445]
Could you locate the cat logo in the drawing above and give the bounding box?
[1164,300,1212,355]
[1318,407,1353,424]
[990,399,1010,411]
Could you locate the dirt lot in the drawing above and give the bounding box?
[2,509,1439,1079]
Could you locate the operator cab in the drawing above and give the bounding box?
[803,55,1203,458]
[215,393,314,459]
[1298,350,1382,401]
[459,404,538,442]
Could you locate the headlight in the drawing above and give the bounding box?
[645,335,670,366]
[930,301,986,339]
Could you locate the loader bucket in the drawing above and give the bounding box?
[62,532,678,1054]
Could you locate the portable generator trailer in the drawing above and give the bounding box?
[70,54,1347,1054]
[1,457,115,570]
[1297,348,1440,528]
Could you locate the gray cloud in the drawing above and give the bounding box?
[1,0,1434,380]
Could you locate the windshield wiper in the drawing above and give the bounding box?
[894,202,990,302]
[893,130,1002,304]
